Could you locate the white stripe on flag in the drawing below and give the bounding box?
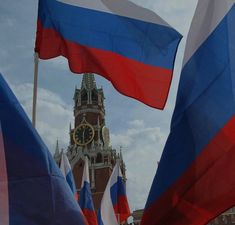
[0,122,9,225]
[183,0,234,65]
[100,161,122,225]
[57,0,170,27]
[60,152,71,177]
[100,172,119,225]
[109,161,121,187]
[81,156,90,188]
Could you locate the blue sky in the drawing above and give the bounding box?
[0,0,198,210]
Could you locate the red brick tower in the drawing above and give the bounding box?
[65,73,126,210]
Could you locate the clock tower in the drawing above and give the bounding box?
[55,73,126,211]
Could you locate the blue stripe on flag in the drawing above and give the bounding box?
[0,73,87,225]
[8,176,82,224]
[110,176,126,205]
[97,209,104,225]
[66,170,77,194]
[79,181,94,211]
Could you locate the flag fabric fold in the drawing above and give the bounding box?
[79,156,98,225]
[35,0,182,109]
[141,0,235,224]
[60,152,78,200]
[98,161,131,225]
[0,73,87,225]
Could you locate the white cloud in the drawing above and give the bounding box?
[11,82,73,153]
[131,0,198,34]
[111,120,167,210]
[50,57,70,71]
[128,120,145,128]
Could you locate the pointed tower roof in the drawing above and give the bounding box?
[54,139,60,157]
[81,73,97,90]
[120,147,123,161]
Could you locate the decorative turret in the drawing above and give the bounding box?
[119,147,127,181]
[54,139,61,165]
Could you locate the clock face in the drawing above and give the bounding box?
[73,123,95,146]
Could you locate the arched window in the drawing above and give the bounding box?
[92,90,98,102]
[81,90,88,104]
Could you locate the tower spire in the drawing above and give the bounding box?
[81,73,97,90]
[55,139,60,157]
[120,146,123,161]
[54,139,62,165]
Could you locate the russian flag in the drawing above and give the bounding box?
[60,152,78,201]
[141,1,235,225]
[35,0,182,109]
[79,157,98,225]
[98,161,130,225]
[0,73,87,225]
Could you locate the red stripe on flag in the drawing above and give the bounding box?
[141,116,235,225]
[113,195,131,223]
[35,21,173,109]
[82,209,98,225]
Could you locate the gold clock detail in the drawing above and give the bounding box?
[73,123,95,146]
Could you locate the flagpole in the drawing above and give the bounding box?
[32,52,39,127]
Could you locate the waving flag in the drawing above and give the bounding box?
[35,0,182,109]
[98,161,130,225]
[141,1,235,225]
[60,152,78,200]
[79,157,98,225]
[0,73,87,225]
